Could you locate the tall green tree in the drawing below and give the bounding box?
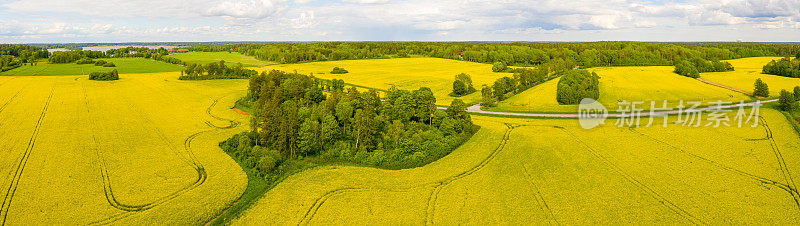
[754,78,770,97]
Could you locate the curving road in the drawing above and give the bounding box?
[437,99,779,118]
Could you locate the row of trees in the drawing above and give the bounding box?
[180,60,258,80]
[48,50,106,63]
[762,57,800,78]
[556,70,601,105]
[674,58,734,78]
[227,70,477,177]
[482,58,577,106]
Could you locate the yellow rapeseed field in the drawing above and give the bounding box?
[233,110,800,224]
[266,57,509,105]
[701,57,800,97]
[0,72,249,224]
[491,65,751,113]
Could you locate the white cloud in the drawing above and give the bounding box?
[205,0,287,18]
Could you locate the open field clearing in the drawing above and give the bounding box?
[233,110,800,224]
[490,65,751,113]
[0,58,184,76]
[267,57,509,105]
[701,57,800,97]
[168,52,272,67]
[0,72,248,224]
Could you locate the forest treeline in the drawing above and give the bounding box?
[222,69,477,179]
[224,42,798,67]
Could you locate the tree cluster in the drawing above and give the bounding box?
[330,67,349,74]
[556,70,600,105]
[227,70,477,177]
[674,58,733,78]
[482,58,577,105]
[1,45,49,71]
[180,60,258,80]
[451,73,476,96]
[753,78,770,97]
[762,57,800,78]
[89,69,119,81]
[778,88,799,111]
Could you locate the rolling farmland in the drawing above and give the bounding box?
[0,73,248,224]
[267,57,509,105]
[233,111,800,224]
[491,65,752,113]
[701,57,800,97]
[0,58,184,76]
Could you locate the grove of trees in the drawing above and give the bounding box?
[556,70,600,105]
[451,73,475,96]
[222,69,477,179]
[89,69,119,81]
[762,57,800,78]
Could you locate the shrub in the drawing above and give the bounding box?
[556,70,600,105]
[75,58,94,64]
[102,62,116,67]
[94,60,107,66]
[330,67,348,74]
[89,69,119,81]
[753,78,769,97]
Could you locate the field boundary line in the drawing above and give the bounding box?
[0,88,54,226]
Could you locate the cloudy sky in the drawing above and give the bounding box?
[1,0,799,43]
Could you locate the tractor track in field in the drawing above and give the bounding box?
[628,125,800,207]
[519,162,558,225]
[556,127,706,225]
[0,88,54,226]
[296,124,518,225]
[424,124,516,225]
[84,86,241,224]
[759,117,800,211]
[0,81,31,116]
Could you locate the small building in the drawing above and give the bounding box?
[129,50,138,54]
[176,49,189,53]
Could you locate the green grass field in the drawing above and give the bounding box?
[168,52,272,67]
[267,57,510,105]
[0,73,248,224]
[0,58,184,76]
[490,65,751,113]
[701,57,800,97]
[233,111,800,224]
